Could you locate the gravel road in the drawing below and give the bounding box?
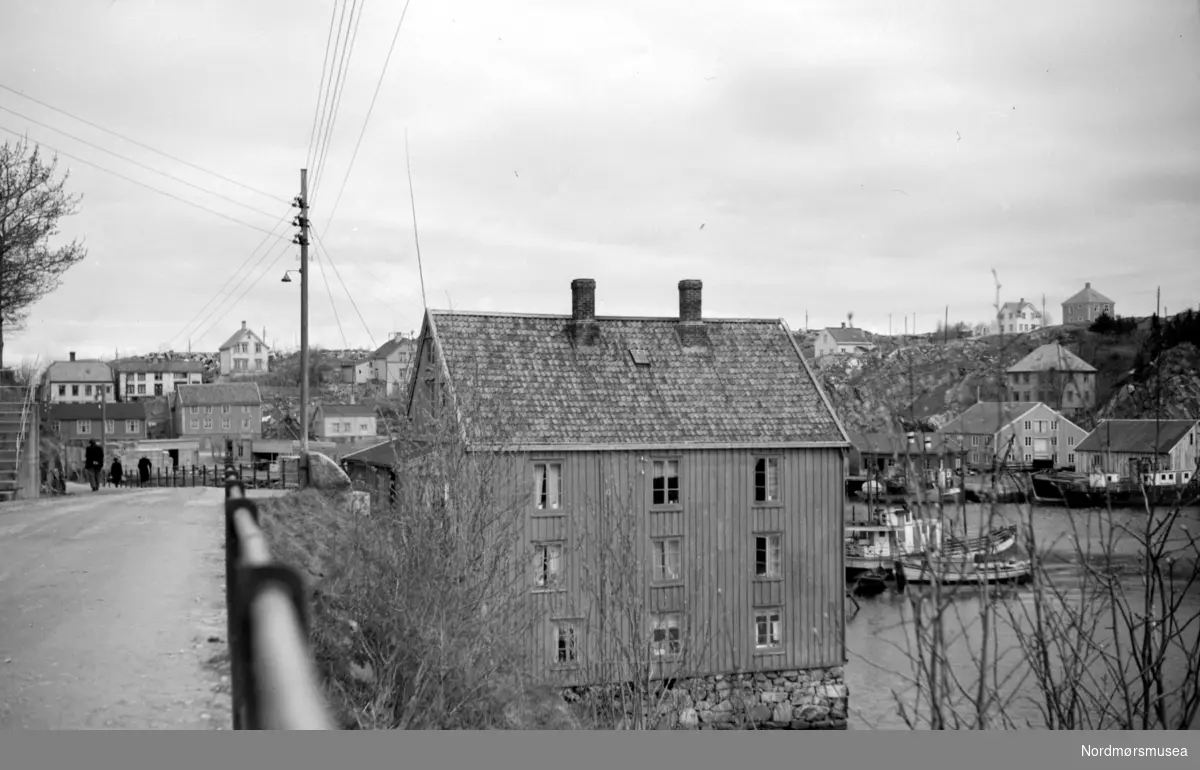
[0,483,239,729]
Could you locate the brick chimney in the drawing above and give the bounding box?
[677,279,709,348]
[69,351,76,362]
[841,321,846,329]
[1085,282,1091,288]
[569,279,600,345]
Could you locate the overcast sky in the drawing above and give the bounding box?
[2,0,1198,364]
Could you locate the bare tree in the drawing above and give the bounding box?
[0,138,88,369]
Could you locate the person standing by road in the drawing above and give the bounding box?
[85,439,103,491]
[109,456,124,488]
[138,456,152,487]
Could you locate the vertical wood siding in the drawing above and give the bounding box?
[513,447,845,684]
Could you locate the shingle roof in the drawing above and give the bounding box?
[824,326,873,344]
[316,403,378,418]
[113,358,206,374]
[175,383,262,406]
[998,300,1041,318]
[1076,419,1196,454]
[423,311,849,448]
[936,401,1038,436]
[46,402,148,420]
[1007,343,1097,374]
[1063,283,1114,306]
[44,360,113,383]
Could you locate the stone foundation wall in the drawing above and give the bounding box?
[563,665,849,730]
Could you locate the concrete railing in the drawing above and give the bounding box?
[222,456,336,730]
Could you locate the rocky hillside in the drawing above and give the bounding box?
[813,312,1199,434]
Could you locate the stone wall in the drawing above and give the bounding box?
[563,665,849,730]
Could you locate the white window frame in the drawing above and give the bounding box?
[651,612,681,658]
[105,419,115,433]
[77,420,91,434]
[533,542,563,590]
[221,417,231,430]
[241,418,250,429]
[191,406,199,414]
[1023,420,1032,431]
[190,418,200,429]
[754,456,781,503]
[755,608,782,650]
[755,533,782,578]
[1068,453,1076,465]
[126,420,139,433]
[652,537,682,583]
[553,620,579,665]
[651,459,680,506]
[222,405,231,414]
[203,418,213,429]
[533,462,563,511]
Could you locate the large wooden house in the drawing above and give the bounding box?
[400,278,852,727]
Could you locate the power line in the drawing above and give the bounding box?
[0,124,279,236]
[308,0,351,197]
[314,247,349,349]
[0,103,280,221]
[0,81,288,205]
[322,0,416,236]
[305,0,341,173]
[311,0,366,206]
[192,236,295,347]
[312,230,377,350]
[405,128,427,309]
[165,209,294,349]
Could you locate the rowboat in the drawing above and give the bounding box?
[896,555,1032,586]
[940,524,1017,558]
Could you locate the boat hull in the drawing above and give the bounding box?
[897,557,1032,586]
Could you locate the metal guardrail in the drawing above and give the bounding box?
[222,454,336,730]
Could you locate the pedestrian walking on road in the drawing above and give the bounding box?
[138,456,152,487]
[110,457,124,488]
[85,439,103,491]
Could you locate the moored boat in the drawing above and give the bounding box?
[896,555,1032,586]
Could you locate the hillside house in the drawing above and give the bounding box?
[400,277,852,729]
[1005,343,1097,415]
[42,353,114,403]
[813,323,876,359]
[936,401,1088,471]
[1062,282,1115,325]
[172,382,263,461]
[114,358,205,400]
[369,333,417,395]
[218,321,270,377]
[312,403,378,443]
[340,358,373,385]
[992,298,1043,335]
[46,401,148,445]
[1075,419,1199,478]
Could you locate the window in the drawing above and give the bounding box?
[56,385,65,396]
[241,418,250,429]
[153,373,162,381]
[137,373,146,381]
[255,343,262,354]
[651,613,681,658]
[85,385,93,396]
[533,542,563,589]
[77,420,91,434]
[359,421,369,431]
[137,384,146,395]
[331,422,341,433]
[242,405,250,413]
[1023,420,1032,430]
[1051,437,1057,446]
[154,383,163,396]
[52,421,61,433]
[72,385,79,396]
[342,421,351,432]
[203,418,213,429]
[652,460,680,505]
[971,435,980,446]
[190,418,199,429]
[105,420,114,432]
[553,621,579,665]
[191,406,199,414]
[652,537,682,583]
[533,462,562,511]
[1024,436,1032,447]
[1024,453,1032,462]
[255,359,263,370]
[205,406,213,414]
[755,609,782,649]
[755,534,782,578]
[221,417,231,430]
[425,380,436,414]
[1067,436,1076,446]
[754,457,780,503]
[126,420,140,433]
[1051,420,1059,431]
[175,372,187,379]
[126,384,135,395]
[239,343,248,353]
[1068,453,1076,465]
[222,405,231,414]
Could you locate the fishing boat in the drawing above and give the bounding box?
[896,554,1032,586]
[940,524,1018,558]
[850,570,889,597]
[845,505,943,577]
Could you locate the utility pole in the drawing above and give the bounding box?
[293,169,311,456]
[944,305,949,343]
